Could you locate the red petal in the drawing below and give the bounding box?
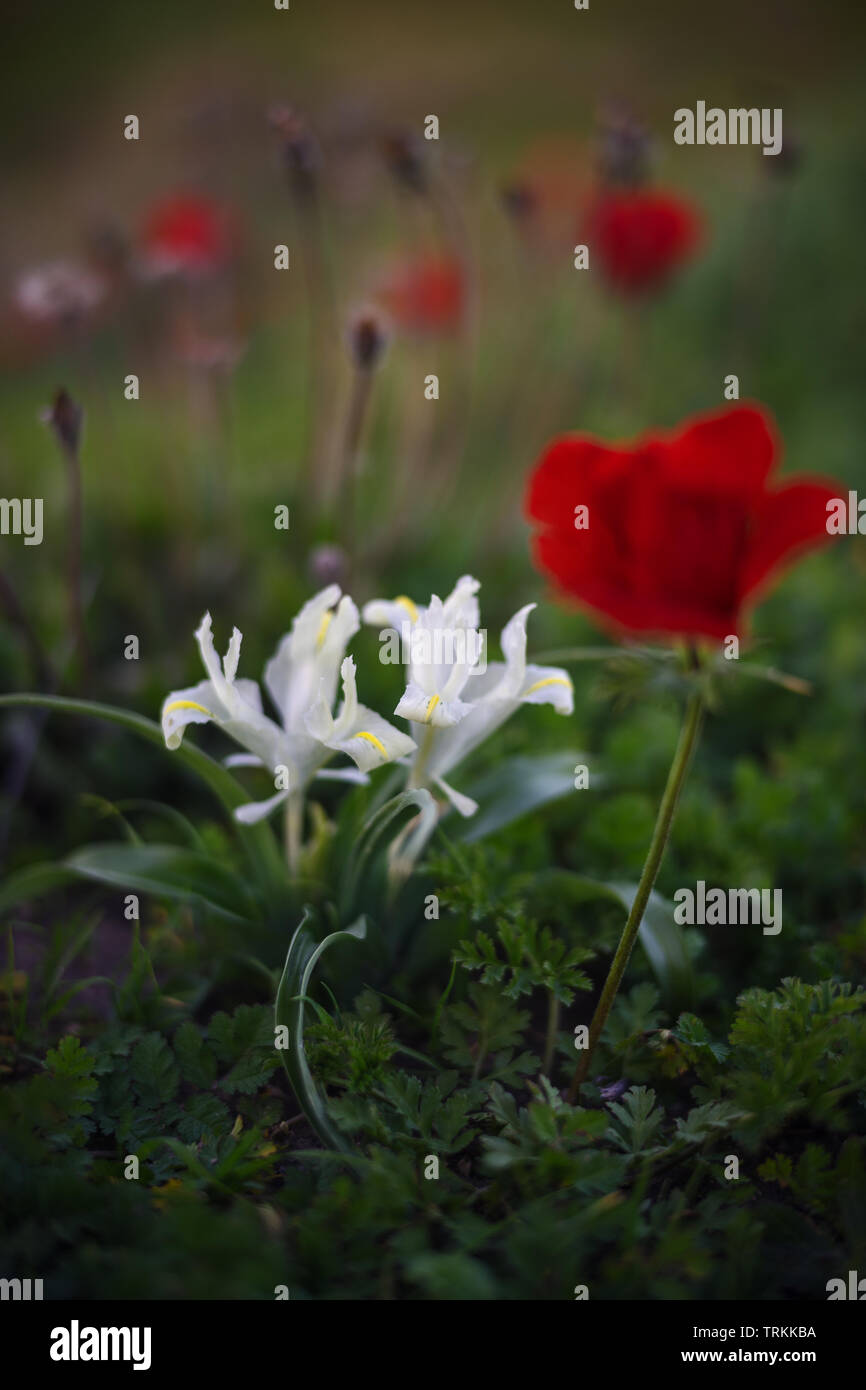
[525,436,623,526]
[740,478,840,603]
[533,531,739,640]
[662,404,777,502]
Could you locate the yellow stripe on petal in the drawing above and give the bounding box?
[353,730,387,757]
[395,595,419,623]
[316,610,333,649]
[163,699,214,718]
[424,694,441,723]
[523,676,572,697]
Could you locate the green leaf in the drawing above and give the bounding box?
[114,922,159,1023]
[44,1036,98,1143]
[130,1032,179,1107]
[173,1021,217,1088]
[455,751,591,844]
[275,909,368,1153]
[340,790,437,917]
[157,1137,233,1192]
[47,1034,97,1083]
[673,1012,729,1062]
[220,1048,279,1095]
[675,1100,750,1147]
[65,842,257,922]
[114,799,207,849]
[0,862,78,918]
[597,881,693,1008]
[606,1085,664,1156]
[406,1252,497,1300]
[535,871,693,1009]
[43,975,115,1022]
[0,694,283,886]
[176,1093,231,1142]
[208,1004,273,1060]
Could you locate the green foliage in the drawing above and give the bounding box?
[3,923,865,1298]
[455,910,593,1004]
[604,982,665,1049]
[306,999,397,1094]
[672,1011,730,1064]
[713,978,866,1147]
[331,1071,479,1155]
[7,810,863,1300]
[481,1079,619,1190]
[209,1004,280,1094]
[606,1086,665,1156]
[439,981,539,1084]
[43,1036,99,1147]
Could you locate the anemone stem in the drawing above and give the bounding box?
[567,686,704,1102]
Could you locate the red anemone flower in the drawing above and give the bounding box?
[141,195,238,277]
[585,188,701,294]
[525,404,840,641]
[376,256,464,334]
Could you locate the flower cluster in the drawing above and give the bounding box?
[363,575,573,815]
[161,586,414,823]
[162,576,573,825]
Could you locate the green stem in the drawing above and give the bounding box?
[64,440,90,681]
[284,791,304,877]
[339,366,374,582]
[408,724,435,790]
[567,688,705,1102]
[471,1023,488,1082]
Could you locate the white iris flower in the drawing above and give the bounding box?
[161,585,416,824]
[363,575,573,816]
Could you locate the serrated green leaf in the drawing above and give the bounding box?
[173,1021,217,1088]
[219,1049,279,1095]
[130,1032,179,1107]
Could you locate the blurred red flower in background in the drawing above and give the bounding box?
[376,256,464,334]
[525,404,840,640]
[502,137,592,255]
[585,188,701,294]
[141,195,238,277]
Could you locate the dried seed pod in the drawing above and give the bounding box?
[43,388,84,456]
[269,104,322,199]
[382,129,427,193]
[346,307,389,371]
